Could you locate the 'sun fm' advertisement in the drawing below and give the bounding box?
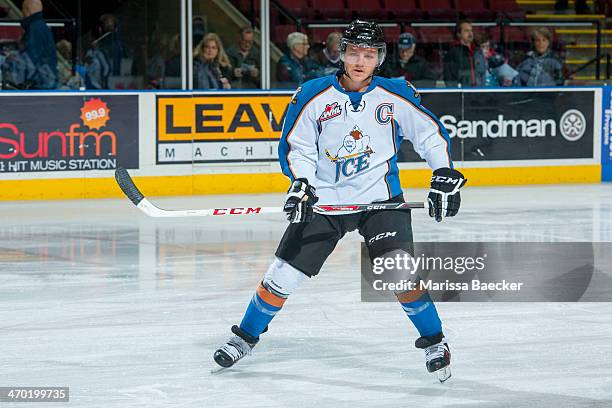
[0,95,139,173]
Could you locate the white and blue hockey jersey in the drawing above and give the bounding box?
[278,74,453,209]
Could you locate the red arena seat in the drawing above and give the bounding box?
[312,0,348,19]
[347,0,385,19]
[281,0,313,20]
[0,26,22,41]
[310,27,343,44]
[384,0,425,19]
[489,0,526,20]
[418,27,454,44]
[455,0,496,20]
[420,0,458,20]
[488,26,530,44]
[382,26,402,42]
[273,25,301,45]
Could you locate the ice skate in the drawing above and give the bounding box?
[415,332,451,383]
[212,325,258,373]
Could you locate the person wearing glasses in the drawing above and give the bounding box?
[276,32,322,88]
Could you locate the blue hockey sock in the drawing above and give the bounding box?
[397,291,442,337]
[239,282,286,339]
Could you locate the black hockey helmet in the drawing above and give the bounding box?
[340,20,386,67]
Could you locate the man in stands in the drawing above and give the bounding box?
[227,26,261,89]
[383,32,436,87]
[20,0,57,89]
[310,31,343,75]
[443,20,484,88]
[276,32,321,88]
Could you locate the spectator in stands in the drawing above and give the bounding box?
[516,27,564,87]
[473,32,489,86]
[165,34,181,78]
[193,33,232,90]
[20,0,57,89]
[382,32,436,87]
[84,43,110,89]
[193,16,206,48]
[145,29,168,88]
[96,14,131,76]
[310,32,343,75]
[443,20,484,87]
[83,13,131,89]
[56,40,84,89]
[277,32,321,88]
[227,26,260,89]
[473,33,518,87]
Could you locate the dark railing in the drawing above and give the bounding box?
[270,0,300,26]
[243,0,300,34]
[569,53,612,80]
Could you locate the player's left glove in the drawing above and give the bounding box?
[284,178,318,223]
[428,168,467,222]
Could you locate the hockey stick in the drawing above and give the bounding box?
[114,167,424,218]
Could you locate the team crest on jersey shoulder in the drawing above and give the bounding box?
[290,86,302,104]
[325,126,374,182]
[319,102,342,122]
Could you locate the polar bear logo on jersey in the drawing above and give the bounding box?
[326,126,374,182]
[326,126,373,162]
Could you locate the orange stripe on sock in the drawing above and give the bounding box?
[256,283,286,308]
[396,289,426,304]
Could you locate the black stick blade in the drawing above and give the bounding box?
[115,167,145,205]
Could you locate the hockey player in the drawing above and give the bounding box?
[213,20,466,382]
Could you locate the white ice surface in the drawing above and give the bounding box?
[1,184,611,407]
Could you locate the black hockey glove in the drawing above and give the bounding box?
[284,178,319,223]
[428,168,467,222]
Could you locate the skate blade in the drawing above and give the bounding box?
[210,364,229,374]
[435,366,452,383]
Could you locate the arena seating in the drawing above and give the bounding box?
[455,0,496,20]
[347,0,386,19]
[384,0,425,20]
[228,0,537,48]
[311,0,349,20]
[489,0,525,20]
[231,0,527,23]
[419,0,458,20]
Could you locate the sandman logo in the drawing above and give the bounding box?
[559,109,586,141]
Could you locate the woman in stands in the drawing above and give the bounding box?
[516,27,564,87]
[193,33,232,90]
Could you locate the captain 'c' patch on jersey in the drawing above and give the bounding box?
[375,103,394,125]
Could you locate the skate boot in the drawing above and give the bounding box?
[415,332,451,382]
[213,325,258,371]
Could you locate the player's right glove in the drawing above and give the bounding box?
[284,178,318,223]
[428,168,467,222]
